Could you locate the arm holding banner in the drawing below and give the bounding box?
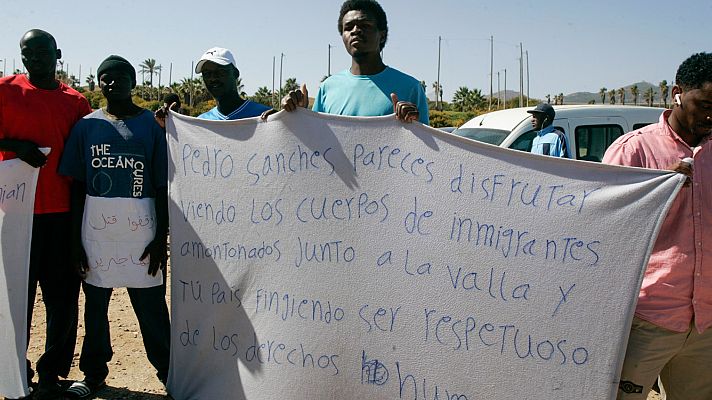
[140,186,168,276]
[69,180,89,278]
[667,159,693,186]
[390,93,419,123]
[0,138,47,168]
[604,139,693,185]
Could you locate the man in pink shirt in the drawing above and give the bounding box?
[603,52,712,399]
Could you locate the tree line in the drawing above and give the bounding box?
[9,58,669,127]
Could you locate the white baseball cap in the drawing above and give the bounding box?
[195,47,237,73]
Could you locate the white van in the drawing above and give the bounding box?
[454,105,666,162]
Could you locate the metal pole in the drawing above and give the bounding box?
[169,62,173,88]
[78,64,81,88]
[504,68,507,109]
[190,61,194,107]
[272,56,276,107]
[436,36,442,111]
[526,51,530,106]
[328,44,331,77]
[489,35,493,111]
[519,43,524,107]
[279,53,284,97]
[497,71,500,109]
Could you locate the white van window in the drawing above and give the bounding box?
[510,126,566,152]
[575,124,624,162]
[632,123,652,131]
[454,128,510,145]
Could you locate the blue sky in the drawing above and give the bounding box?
[1,0,709,102]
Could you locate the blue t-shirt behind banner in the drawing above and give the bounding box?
[59,109,167,198]
[198,100,271,120]
[313,66,429,124]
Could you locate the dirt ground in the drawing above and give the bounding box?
[27,283,171,400]
[25,278,661,400]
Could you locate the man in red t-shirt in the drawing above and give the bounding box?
[0,29,92,400]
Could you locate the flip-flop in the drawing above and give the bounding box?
[64,380,106,399]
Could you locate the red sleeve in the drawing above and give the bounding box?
[78,95,92,118]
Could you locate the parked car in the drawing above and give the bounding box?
[453,105,666,162]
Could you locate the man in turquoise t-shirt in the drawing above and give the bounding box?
[278,0,428,124]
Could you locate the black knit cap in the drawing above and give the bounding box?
[97,55,136,87]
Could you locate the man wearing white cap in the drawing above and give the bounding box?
[196,47,271,120]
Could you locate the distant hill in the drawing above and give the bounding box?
[564,81,669,105]
[440,81,670,107]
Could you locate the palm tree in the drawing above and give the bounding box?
[420,80,426,93]
[179,77,208,107]
[432,81,442,111]
[452,87,470,111]
[558,93,564,105]
[644,87,655,106]
[630,85,639,105]
[280,78,299,96]
[452,86,485,112]
[139,58,158,99]
[608,89,616,104]
[599,88,607,104]
[251,86,273,106]
[618,88,626,105]
[545,94,551,104]
[235,77,246,97]
[85,74,95,91]
[659,80,669,107]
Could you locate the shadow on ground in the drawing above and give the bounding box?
[92,386,171,400]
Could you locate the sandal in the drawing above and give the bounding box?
[34,382,64,400]
[64,380,106,399]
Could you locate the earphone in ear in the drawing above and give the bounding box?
[675,93,681,105]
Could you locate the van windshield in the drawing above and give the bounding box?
[453,128,511,145]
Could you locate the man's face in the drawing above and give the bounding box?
[20,32,58,77]
[531,113,546,130]
[341,10,384,58]
[99,69,134,102]
[201,61,236,99]
[676,82,712,140]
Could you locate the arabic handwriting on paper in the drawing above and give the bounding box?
[128,214,155,231]
[92,254,149,271]
[88,213,118,230]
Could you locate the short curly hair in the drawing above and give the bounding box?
[337,0,388,50]
[676,52,712,90]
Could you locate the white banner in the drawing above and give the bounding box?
[0,158,41,399]
[82,195,161,288]
[166,110,682,400]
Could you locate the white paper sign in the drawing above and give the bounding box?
[166,110,682,400]
[82,195,161,288]
[0,158,40,399]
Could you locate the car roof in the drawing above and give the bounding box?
[458,105,666,131]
